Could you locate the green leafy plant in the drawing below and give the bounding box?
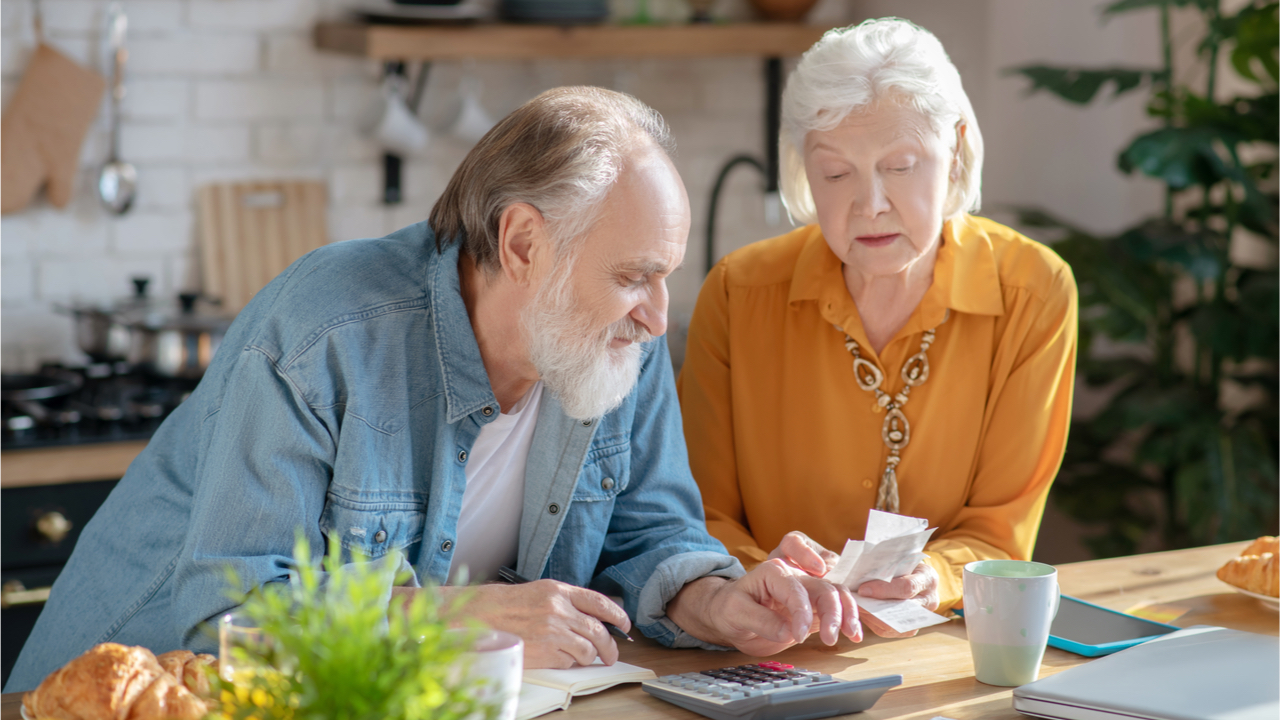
[1009,0,1278,557]
[209,535,493,720]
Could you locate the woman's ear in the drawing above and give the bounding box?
[496,203,547,286]
[950,121,967,182]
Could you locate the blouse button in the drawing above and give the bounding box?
[601,477,615,491]
[482,406,494,416]
[441,539,453,552]
[374,530,387,543]
[862,479,874,489]
[548,503,560,515]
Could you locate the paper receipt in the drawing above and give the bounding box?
[823,509,950,633]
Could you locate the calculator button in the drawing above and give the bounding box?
[726,692,745,700]
[794,676,812,685]
[816,674,832,682]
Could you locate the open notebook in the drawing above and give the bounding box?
[516,659,656,720]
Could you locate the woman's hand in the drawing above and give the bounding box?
[767,531,840,577]
[855,561,940,638]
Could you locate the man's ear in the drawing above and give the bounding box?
[496,203,548,285]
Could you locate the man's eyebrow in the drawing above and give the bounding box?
[618,259,681,275]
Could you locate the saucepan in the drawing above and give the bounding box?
[126,293,233,379]
[55,277,158,362]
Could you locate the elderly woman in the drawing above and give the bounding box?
[678,18,1077,638]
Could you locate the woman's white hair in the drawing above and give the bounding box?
[779,18,984,225]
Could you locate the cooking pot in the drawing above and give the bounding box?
[55,277,159,362]
[126,293,233,379]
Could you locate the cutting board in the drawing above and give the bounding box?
[197,180,329,313]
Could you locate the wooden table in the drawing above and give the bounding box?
[3,542,1275,719]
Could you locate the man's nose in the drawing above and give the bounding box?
[631,281,668,338]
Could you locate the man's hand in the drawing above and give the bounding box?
[855,561,940,638]
[415,580,631,669]
[667,559,862,656]
[768,531,840,577]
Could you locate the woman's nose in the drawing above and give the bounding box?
[853,178,891,218]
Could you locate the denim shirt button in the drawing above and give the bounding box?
[457,450,467,463]
[374,530,387,543]
[548,503,560,515]
[441,539,453,552]
[601,477,615,491]
[581,419,592,427]
[482,406,494,416]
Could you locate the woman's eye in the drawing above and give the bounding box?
[825,173,847,181]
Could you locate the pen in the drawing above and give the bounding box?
[497,566,633,642]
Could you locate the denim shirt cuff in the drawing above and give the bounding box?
[635,551,745,651]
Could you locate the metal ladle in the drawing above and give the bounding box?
[98,3,136,215]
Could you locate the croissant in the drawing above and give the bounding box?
[1217,552,1279,598]
[22,643,211,720]
[1241,536,1279,558]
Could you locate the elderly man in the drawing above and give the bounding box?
[6,87,860,691]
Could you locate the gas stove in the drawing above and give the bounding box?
[1,364,197,450]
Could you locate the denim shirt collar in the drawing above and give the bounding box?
[426,235,500,424]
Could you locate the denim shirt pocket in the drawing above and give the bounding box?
[573,437,631,502]
[319,492,425,563]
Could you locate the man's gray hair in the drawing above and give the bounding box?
[430,86,674,271]
[779,18,984,225]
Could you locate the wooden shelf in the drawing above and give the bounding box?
[1,441,148,488]
[314,21,828,60]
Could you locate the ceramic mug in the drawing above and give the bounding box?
[455,629,524,720]
[962,559,1060,687]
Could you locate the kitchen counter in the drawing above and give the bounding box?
[0,441,148,488]
[2,541,1273,718]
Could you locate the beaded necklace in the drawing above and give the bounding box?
[836,310,948,512]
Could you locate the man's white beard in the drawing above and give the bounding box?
[522,262,652,421]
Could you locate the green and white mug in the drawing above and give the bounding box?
[962,559,1060,687]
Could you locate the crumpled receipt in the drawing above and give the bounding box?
[822,509,950,634]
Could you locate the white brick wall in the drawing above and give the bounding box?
[1,0,1161,371]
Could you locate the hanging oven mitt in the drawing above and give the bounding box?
[1,43,106,214]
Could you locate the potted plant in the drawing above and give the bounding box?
[209,536,497,720]
[1009,0,1278,557]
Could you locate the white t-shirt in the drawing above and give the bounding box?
[447,382,544,584]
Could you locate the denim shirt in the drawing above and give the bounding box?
[6,222,743,692]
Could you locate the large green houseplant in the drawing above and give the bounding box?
[1010,0,1278,557]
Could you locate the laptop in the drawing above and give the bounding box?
[1013,626,1279,720]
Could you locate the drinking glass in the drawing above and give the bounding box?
[218,611,273,684]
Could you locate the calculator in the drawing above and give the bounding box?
[641,662,902,720]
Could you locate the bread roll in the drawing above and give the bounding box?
[23,643,210,720]
[1217,552,1279,598]
[154,650,217,697]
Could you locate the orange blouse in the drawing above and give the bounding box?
[677,215,1078,611]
